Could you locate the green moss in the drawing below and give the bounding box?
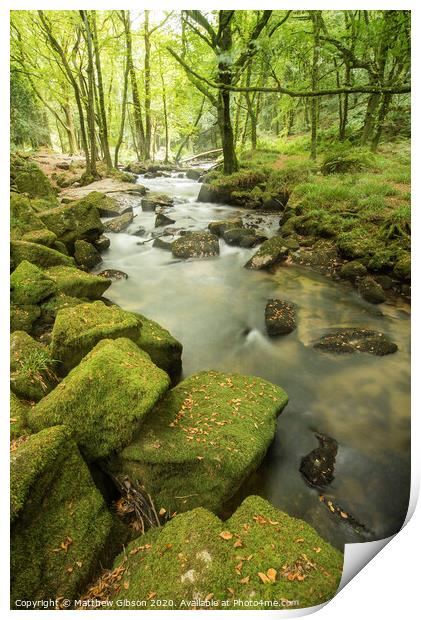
[208,218,243,237]
[12,159,56,200]
[10,393,31,440]
[11,304,41,333]
[74,239,102,269]
[245,237,289,270]
[50,301,140,373]
[132,313,183,379]
[45,265,111,299]
[38,198,104,251]
[113,371,288,514]
[10,192,50,240]
[11,426,114,605]
[11,331,58,402]
[28,338,170,460]
[39,293,85,324]
[106,495,342,610]
[21,228,57,247]
[11,240,75,269]
[393,253,411,280]
[10,260,56,305]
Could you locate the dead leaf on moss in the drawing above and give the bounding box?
[239,576,250,584]
[266,568,277,582]
[219,531,233,540]
[258,572,271,584]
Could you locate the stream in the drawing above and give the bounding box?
[96,173,410,550]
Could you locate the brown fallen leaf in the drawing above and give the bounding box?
[266,568,277,582]
[219,531,233,540]
[124,582,129,590]
[204,593,214,602]
[340,511,348,519]
[295,538,304,543]
[233,539,243,548]
[239,576,250,584]
[313,547,322,554]
[227,587,235,595]
[146,592,156,600]
[258,572,271,584]
[158,508,166,516]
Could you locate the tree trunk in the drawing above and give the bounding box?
[158,54,170,163]
[371,93,393,151]
[91,12,113,171]
[114,54,130,168]
[310,11,321,160]
[217,11,238,174]
[361,93,381,145]
[122,10,145,160]
[144,10,152,160]
[63,101,78,154]
[80,10,99,179]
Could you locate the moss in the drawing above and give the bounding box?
[39,293,85,324]
[45,265,111,300]
[10,192,50,240]
[50,301,140,373]
[10,393,31,440]
[28,338,170,460]
[75,191,119,217]
[38,198,104,251]
[132,312,183,379]
[113,371,288,514]
[172,232,220,259]
[208,218,243,237]
[21,228,57,247]
[11,304,41,333]
[338,260,367,280]
[10,260,56,305]
[74,239,102,269]
[245,237,289,270]
[11,240,74,270]
[10,331,58,402]
[393,253,411,280]
[107,495,342,610]
[12,159,56,200]
[10,426,114,605]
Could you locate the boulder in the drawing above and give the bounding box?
[50,301,140,374]
[393,253,410,281]
[338,260,367,281]
[11,426,114,606]
[300,433,338,488]
[103,495,342,610]
[133,313,182,379]
[11,240,74,270]
[155,212,176,227]
[94,234,111,252]
[265,300,296,336]
[245,237,289,270]
[21,229,57,247]
[10,261,56,305]
[28,339,170,460]
[186,168,204,180]
[112,371,288,513]
[97,269,128,280]
[74,240,102,269]
[104,212,134,233]
[141,193,174,212]
[10,393,31,441]
[10,304,41,333]
[313,329,398,356]
[152,237,173,250]
[208,218,243,237]
[172,232,219,259]
[38,198,104,251]
[39,293,85,325]
[10,331,58,402]
[11,157,56,200]
[222,227,266,248]
[10,193,50,241]
[74,190,130,218]
[45,266,111,300]
[358,276,387,304]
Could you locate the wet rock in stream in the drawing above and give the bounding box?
[265,299,296,336]
[104,212,134,233]
[155,212,175,227]
[313,328,398,356]
[172,231,219,259]
[300,433,338,488]
[141,192,174,211]
[97,269,128,280]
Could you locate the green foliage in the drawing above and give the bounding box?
[10,70,49,148]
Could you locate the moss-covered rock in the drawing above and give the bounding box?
[10,260,56,306]
[38,198,104,251]
[50,301,140,373]
[112,371,288,514]
[39,293,85,325]
[141,193,174,211]
[172,232,220,259]
[10,304,41,333]
[94,234,111,252]
[11,157,56,200]
[393,253,411,281]
[10,426,114,606]
[10,193,51,241]
[338,260,367,281]
[104,212,134,233]
[21,228,57,247]
[11,240,74,270]
[10,393,31,440]
[105,495,342,610]
[74,239,102,269]
[28,339,170,460]
[208,218,243,237]
[10,331,58,402]
[245,237,289,270]
[45,266,111,299]
[358,276,387,304]
[75,191,121,217]
[133,313,182,379]
[265,300,296,336]
[223,227,266,248]
[314,329,397,356]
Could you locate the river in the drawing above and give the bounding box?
[96,173,410,550]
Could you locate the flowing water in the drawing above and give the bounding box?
[96,174,410,550]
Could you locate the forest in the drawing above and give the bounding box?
[10,9,410,611]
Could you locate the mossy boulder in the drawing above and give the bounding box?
[39,293,85,325]
[358,276,387,304]
[105,495,342,610]
[50,301,140,373]
[74,239,102,269]
[11,304,41,333]
[12,157,56,200]
[44,266,111,299]
[28,339,170,460]
[314,329,397,356]
[223,227,266,248]
[141,193,174,212]
[172,232,219,259]
[11,426,114,606]
[76,191,122,217]
[208,218,243,237]
[11,240,74,270]
[94,234,111,252]
[11,331,58,402]
[10,193,51,241]
[393,253,411,281]
[245,237,289,270]
[21,228,57,247]
[133,312,183,379]
[104,212,134,233]
[112,371,288,514]
[10,393,31,440]
[338,260,367,281]
[10,260,56,305]
[38,198,104,251]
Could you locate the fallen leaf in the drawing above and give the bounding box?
[124,582,129,590]
[340,511,348,519]
[295,538,304,543]
[239,576,250,584]
[158,508,166,516]
[219,531,233,540]
[227,587,235,595]
[258,572,271,584]
[146,592,156,600]
[313,547,322,554]
[233,539,243,548]
[266,568,277,582]
[204,593,214,601]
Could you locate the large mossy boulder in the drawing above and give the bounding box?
[133,313,183,380]
[74,190,123,217]
[50,301,140,373]
[10,304,41,333]
[38,198,104,251]
[39,293,85,325]
[44,266,111,300]
[208,218,243,237]
[11,240,74,270]
[11,426,114,606]
[28,339,170,460]
[11,157,57,201]
[21,228,57,247]
[112,371,288,513]
[10,393,31,440]
[245,237,289,270]
[10,260,56,305]
[10,193,50,241]
[105,495,342,610]
[74,239,102,269]
[10,331,58,402]
[172,232,219,259]
[141,193,174,212]
[313,329,398,356]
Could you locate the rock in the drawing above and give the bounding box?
[131,226,147,237]
[10,331,58,402]
[97,269,128,280]
[10,304,41,333]
[208,218,243,237]
[38,197,104,251]
[103,495,342,610]
[10,393,31,440]
[11,426,114,605]
[375,274,394,290]
[222,227,266,248]
[111,371,288,513]
[50,300,140,374]
[125,162,147,175]
[11,240,74,270]
[313,329,398,356]
[265,299,296,336]
[60,178,146,202]
[393,253,410,281]
[186,168,204,180]
[10,260,56,305]
[74,240,102,269]
[141,193,174,212]
[118,171,137,183]
[172,232,219,259]
[29,339,170,460]
[339,260,367,280]
[245,237,289,270]
[11,156,56,200]
[10,191,55,242]
[155,212,176,227]
[358,276,387,304]
[56,161,70,170]
[279,236,300,251]
[197,183,229,204]
[300,433,338,488]
[45,266,111,300]
[104,212,134,233]
[93,234,111,251]
[133,313,183,380]
[152,237,173,250]
[262,190,290,210]
[21,229,57,247]
[39,293,85,325]
[78,190,131,218]
[298,246,338,271]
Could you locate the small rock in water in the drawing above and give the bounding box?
[74,240,102,270]
[141,193,174,212]
[97,269,128,280]
[208,218,243,237]
[131,226,147,237]
[313,328,398,356]
[104,212,134,233]
[152,238,173,251]
[155,213,176,227]
[245,237,290,270]
[172,231,219,259]
[265,299,296,336]
[300,433,338,488]
[93,235,110,251]
[358,276,387,304]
